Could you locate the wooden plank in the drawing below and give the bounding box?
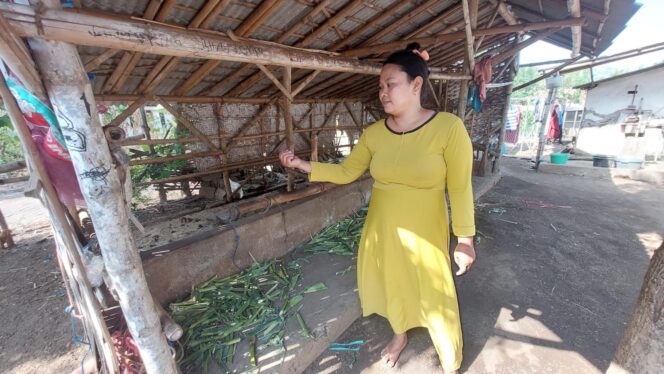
[83,48,119,72]
[135,55,173,94]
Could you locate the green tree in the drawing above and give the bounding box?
[0,113,23,164]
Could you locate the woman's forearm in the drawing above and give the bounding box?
[297,160,312,173]
[457,236,474,246]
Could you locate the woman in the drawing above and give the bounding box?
[279,43,476,373]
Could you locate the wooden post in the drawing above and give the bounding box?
[282,66,294,192]
[26,1,177,372]
[494,37,519,173]
[0,73,118,372]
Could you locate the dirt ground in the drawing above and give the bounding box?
[306,157,663,373]
[2,157,663,374]
[0,182,83,374]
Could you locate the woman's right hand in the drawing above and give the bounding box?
[279,150,311,172]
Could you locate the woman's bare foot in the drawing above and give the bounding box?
[380,333,408,368]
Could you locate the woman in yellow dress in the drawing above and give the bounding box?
[279,43,476,373]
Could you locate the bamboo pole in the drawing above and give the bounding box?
[96,94,360,104]
[106,96,148,127]
[282,65,294,192]
[461,0,477,73]
[136,145,353,186]
[25,1,177,370]
[513,55,583,91]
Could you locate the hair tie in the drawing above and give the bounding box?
[412,49,430,61]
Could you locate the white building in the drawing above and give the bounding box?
[575,63,664,160]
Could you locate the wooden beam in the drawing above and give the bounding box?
[106,96,148,127]
[96,94,360,104]
[112,51,142,93]
[101,51,132,93]
[331,0,410,51]
[475,3,500,51]
[488,0,518,25]
[256,64,292,100]
[560,41,664,74]
[188,0,221,28]
[0,12,44,98]
[135,55,174,94]
[568,0,582,57]
[173,59,221,96]
[342,17,585,57]
[292,70,320,97]
[223,100,276,154]
[83,48,119,72]
[512,55,583,91]
[298,0,365,47]
[154,0,178,22]
[154,96,221,151]
[234,0,283,37]
[492,28,559,65]
[360,0,440,46]
[405,4,464,39]
[461,0,477,72]
[174,0,274,96]
[0,5,472,80]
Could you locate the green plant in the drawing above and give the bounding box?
[0,114,23,164]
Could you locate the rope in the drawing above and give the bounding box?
[65,305,92,374]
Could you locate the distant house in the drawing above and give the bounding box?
[574,63,664,160]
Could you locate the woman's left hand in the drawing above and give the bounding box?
[454,238,476,276]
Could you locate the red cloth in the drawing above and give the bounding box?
[473,55,492,102]
[547,104,561,140]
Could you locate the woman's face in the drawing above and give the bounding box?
[379,64,422,115]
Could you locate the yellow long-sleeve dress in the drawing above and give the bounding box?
[309,112,475,371]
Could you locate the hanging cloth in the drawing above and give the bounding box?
[473,55,493,102]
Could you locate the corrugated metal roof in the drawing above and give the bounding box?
[73,0,637,99]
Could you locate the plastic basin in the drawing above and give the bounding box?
[550,153,569,165]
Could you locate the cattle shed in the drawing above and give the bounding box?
[0,0,639,372]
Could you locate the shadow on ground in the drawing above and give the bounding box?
[306,158,662,374]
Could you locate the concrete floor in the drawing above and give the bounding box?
[305,158,663,374]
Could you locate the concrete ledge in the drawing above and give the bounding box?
[143,179,372,306]
[538,162,664,186]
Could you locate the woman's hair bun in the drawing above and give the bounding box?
[406,42,421,52]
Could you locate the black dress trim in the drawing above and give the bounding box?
[384,111,438,135]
